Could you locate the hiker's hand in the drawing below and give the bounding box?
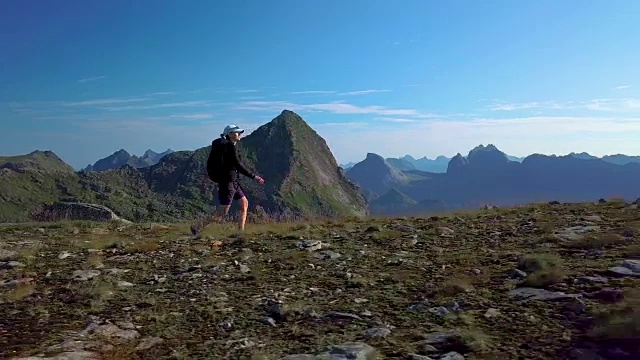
[254,175,265,184]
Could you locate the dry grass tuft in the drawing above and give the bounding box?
[124,240,160,253]
[5,283,36,302]
[562,233,627,250]
[518,253,566,287]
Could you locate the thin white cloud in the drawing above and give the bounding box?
[101,100,218,111]
[338,89,391,96]
[238,96,265,100]
[63,98,149,106]
[237,89,260,93]
[290,90,337,95]
[235,100,439,118]
[77,75,107,83]
[584,98,640,111]
[168,113,214,119]
[146,91,177,96]
[614,84,632,90]
[374,117,417,123]
[488,98,640,112]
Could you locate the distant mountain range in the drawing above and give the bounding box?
[2,110,639,223]
[345,144,640,216]
[81,148,175,172]
[341,152,640,173]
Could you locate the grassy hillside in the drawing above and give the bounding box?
[0,110,368,223]
[1,200,638,359]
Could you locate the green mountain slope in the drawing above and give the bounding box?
[0,110,368,222]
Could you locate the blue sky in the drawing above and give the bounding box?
[2,0,640,169]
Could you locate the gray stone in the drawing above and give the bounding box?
[0,249,18,261]
[408,354,434,360]
[1,260,24,269]
[72,270,101,281]
[440,352,465,360]
[575,276,608,284]
[429,306,450,317]
[608,259,640,277]
[317,342,377,359]
[16,351,99,359]
[33,202,130,223]
[325,311,362,320]
[554,225,599,241]
[511,269,528,278]
[562,298,586,314]
[582,215,602,222]
[134,336,164,351]
[282,342,377,360]
[315,251,343,260]
[362,327,391,339]
[507,287,580,302]
[296,240,324,252]
[422,331,460,346]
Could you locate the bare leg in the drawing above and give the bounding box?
[191,205,231,236]
[238,196,248,232]
[213,205,231,223]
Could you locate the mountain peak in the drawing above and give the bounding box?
[467,144,509,166]
[0,150,75,174]
[365,152,386,162]
[346,152,408,194]
[232,110,368,218]
[446,153,469,173]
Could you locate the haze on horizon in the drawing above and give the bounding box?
[2,1,640,170]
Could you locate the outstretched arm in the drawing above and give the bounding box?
[231,147,256,179]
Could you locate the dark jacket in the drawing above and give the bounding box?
[216,138,255,184]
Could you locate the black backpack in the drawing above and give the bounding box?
[206,138,226,183]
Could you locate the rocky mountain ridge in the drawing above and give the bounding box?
[347,144,640,215]
[342,151,640,173]
[0,110,368,223]
[81,148,174,172]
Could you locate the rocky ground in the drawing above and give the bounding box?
[1,201,639,359]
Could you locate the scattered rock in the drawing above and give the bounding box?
[282,342,377,360]
[484,308,500,318]
[507,287,580,302]
[438,227,454,237]
[314,250,342,260]
[0,277,34,287]
[0,249,18,261]
[586,288,625,304]
[296,240,325,252]
[134,336,164,351]
[1,260,24,269]
[362,327,391,339]
[407,354,434,360]
[325,311,362,321]
[510,269,528,279]
[554,225,600,241]
[395,225,415,232]
[582,215,602,222]
[32,202,131,223]
[440,352,465,360]
[575,276,608,284]
[608,259,640,277]
[72,270,101,281]
[16,350,100,359]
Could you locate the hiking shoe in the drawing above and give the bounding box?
[190,223,201,236]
